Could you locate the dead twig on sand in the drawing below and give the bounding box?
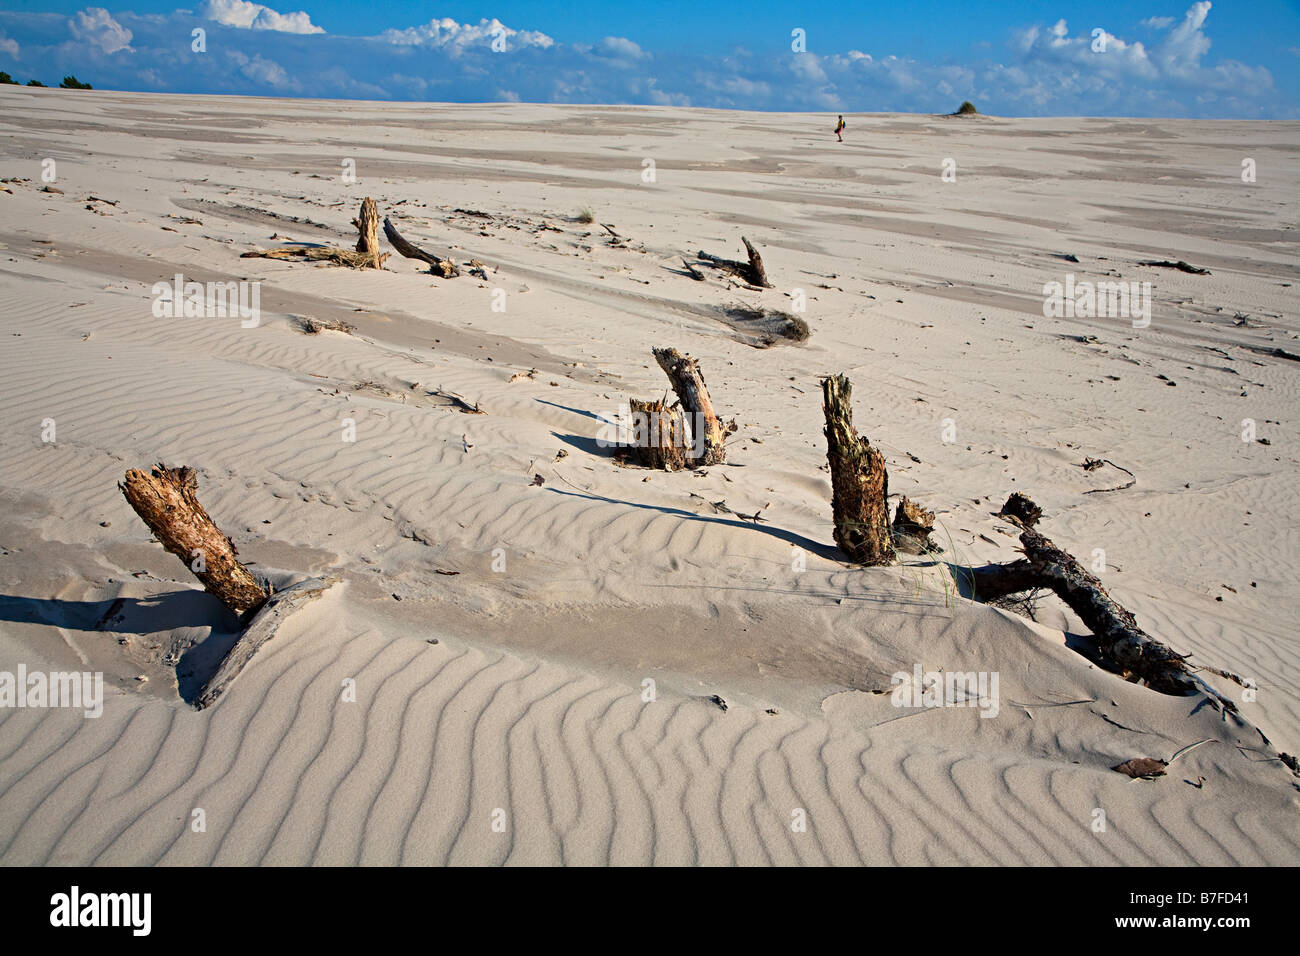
[1082,459,1135,494]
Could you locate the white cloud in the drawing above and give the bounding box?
[199,0,324,35]
[70,7,132,54]
[1157,0,1212,76]
[0,32,17,57]
[594,36,645,60]
[228,49,296,88]
[381,17,553,54]
[1140,16,1175,29]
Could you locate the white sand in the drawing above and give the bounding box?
[0,86,1297,865]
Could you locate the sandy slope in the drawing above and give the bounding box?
[0,87,1297,865]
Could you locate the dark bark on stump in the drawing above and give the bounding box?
[821,374,895,565]
[628,398,689,471]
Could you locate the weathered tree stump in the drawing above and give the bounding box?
[821,374,895,565]
[967,527,1236,709]
[351,197,389,269]
[652,347,733,466]
[627,398,689,471]
[382,216,459,277]
[696,236,773,288]
[119,464,269,617]
[999,492,1042,528]
[892,496,939,553]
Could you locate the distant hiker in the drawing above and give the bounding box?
[835,115,845,142]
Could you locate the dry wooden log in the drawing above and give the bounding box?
[967,527,1238,709]
[652,347,734,466]
[240,246,375,267]
[821,374,895,565]
[382,217,459,277]
[194,576,335,710]
[627,397,689,471]
[351,197,388,269]
[696,236,773,288]
[119,464,269,618]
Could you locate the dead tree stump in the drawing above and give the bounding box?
[652,347,732,466]
[119,464,269,617]
[999,492,1042,528]
[627,398,689,471]
[892,496,939,553]
[741,237,771,288]
[351,197,389,269]
[821,374,895,565]
[696,236,773,288]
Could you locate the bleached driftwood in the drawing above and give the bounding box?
[194,576,336,710]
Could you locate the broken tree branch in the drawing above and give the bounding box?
[382,216,459,277]
[966,526,1237,709]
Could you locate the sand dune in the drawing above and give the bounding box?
[1,88,1297,865]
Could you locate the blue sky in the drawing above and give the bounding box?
[1,1,1297,116]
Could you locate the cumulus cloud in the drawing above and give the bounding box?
[70,7,132,54]
[1140,16,1176,29]
[228,49,295,87]
[199,0,323,35]
[0,32,18,57]
[381,17,553,54]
